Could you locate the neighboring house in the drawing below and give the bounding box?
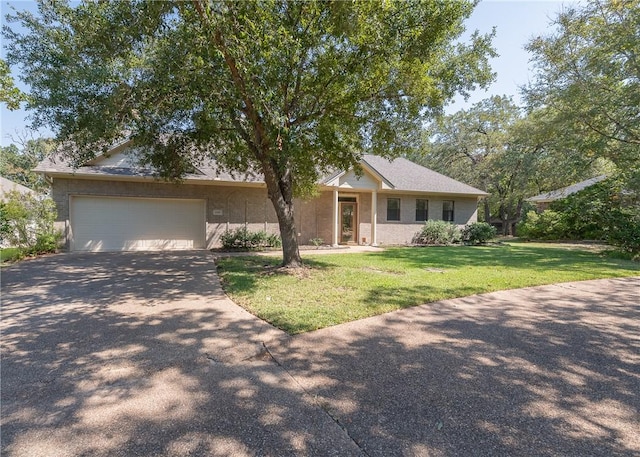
[0,176,36,200]
[527,175,607,212]
[34,142,488,252]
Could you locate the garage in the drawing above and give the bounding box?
[70,196,206,251]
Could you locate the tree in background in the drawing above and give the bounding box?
[416,95,520,226]
[0,58,26,110]
[4,0,495,267]
[519,0,639,253]
[0,134,55,192]
[0,190,61,255]
[525,0,639,185]
[413,95,598,235]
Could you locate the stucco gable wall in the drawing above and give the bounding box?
[91,150,139,167]
[338,170,379,190]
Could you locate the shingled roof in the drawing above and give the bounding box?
[34,153,264,183]
[0,176,36,198]
[35,148,487,196]
[362,155,488,196]
[527,175,607,203]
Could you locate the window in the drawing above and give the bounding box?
[387,198,400,221]
[415,199,428,221]
[442,200,454,222]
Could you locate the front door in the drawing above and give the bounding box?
[339,202,357,244]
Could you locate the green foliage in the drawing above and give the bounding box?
[415,95,599,235]
[220,227,281,250]
[605,209,640,257]
[0,190,61,254]
[525,0,639,171]
[412,220,461,245]
[516,210,568,240]
[462,222,497,245]
[4,0,495,267]
[0,247,23,263]
[0,202,10,238]
[309,238,324,247]
[0,137,55,192]
[517,176,640,256]
[549,179,612,239]
[0,58,25,110]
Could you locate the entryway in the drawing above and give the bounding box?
[339,199,357,244]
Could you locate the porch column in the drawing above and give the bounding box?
[371,190,378,246]
[332,188,339,246]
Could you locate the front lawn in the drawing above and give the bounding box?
[216,243,640,334]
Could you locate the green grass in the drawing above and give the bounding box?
[216,243,640,334]
[0,247,22,264]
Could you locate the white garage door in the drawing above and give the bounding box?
[70,196,206,251]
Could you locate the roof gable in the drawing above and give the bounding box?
[88,150,139,167]
[323,166,393,190]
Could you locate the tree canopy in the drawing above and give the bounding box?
[4,0,495,266]
[0,135,55,192]
[415,95,609,234]
[0,58,25,110]
[525,0,639,173]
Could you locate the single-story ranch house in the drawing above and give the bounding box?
[35,141,488,251]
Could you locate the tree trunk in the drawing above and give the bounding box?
[511,198,524,237]
[270,193,303,268]
[261,161,303,268]
[500,205,509,236]
[483,199,491,224]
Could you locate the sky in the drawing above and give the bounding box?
[0,0,579,147]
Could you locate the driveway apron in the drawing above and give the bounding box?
[270,277,640,457]
[0,252,361,457]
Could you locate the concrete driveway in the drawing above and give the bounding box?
[1,252,361,457]
[2,252,639,456]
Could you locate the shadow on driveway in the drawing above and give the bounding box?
[1,252,360,457]
[271,277,640,457]
[2,252,639,456]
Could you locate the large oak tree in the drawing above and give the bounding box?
[4,0,494,266]
[524,0,639,174]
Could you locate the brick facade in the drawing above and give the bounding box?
[52,177,480,249]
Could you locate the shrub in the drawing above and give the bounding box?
[518,175,639,256]
[220,227,281,250]
[266,233,282,248]
[31,232,60,255]
[309,238,324,247]
[516,210,568,240]
[413,220,461,245]
[462,222,497,245]
[605,209,640,256]
[1,190,61,254]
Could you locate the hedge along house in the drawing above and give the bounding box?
[35,141,488,252]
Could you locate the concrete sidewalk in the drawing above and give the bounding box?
[2,251,638,456]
